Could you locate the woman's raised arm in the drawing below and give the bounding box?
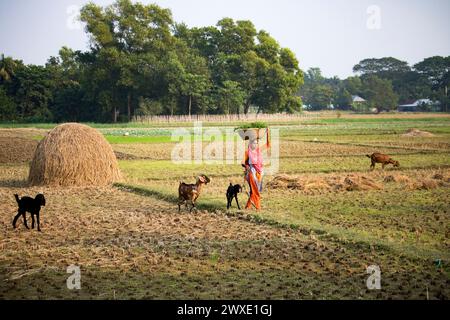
[261,128,271,151]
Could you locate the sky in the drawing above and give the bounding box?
[0,0,449,79]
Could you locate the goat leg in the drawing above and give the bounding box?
[178,197,185,212]
[235,195,241,210]
[37,213,41,232]
[12,211,22,229]
[22,213,30,229]
[178,200,185,213]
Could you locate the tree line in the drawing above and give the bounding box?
[0,0,448,123]
[302,56,449,112]
[0,0,302,123]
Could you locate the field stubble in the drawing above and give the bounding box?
[0,119,449,299]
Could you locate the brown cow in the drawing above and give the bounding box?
[366,153,400,170]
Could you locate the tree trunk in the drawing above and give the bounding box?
[244,101,251,115]
[113,106,117,123]
[188,95,192,117]
[127,92,131,122]
[445,85,448,112]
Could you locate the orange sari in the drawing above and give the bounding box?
[242,129,270,210]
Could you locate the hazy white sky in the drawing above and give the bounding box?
[1,0,449,78]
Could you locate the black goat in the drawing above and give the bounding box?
[12,194,46,231]
[226,183,242,210]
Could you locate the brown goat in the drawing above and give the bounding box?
[178,174,210,212]
[366,153,400,170]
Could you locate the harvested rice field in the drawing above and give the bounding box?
[0,114,449,300]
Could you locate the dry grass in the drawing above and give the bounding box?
[266,169,450,194]
[1,174,448,299]
[279,141,413,158]
[1,122,449,299]
[0,128,48,164]
[339,113,450,120]
[112,143,172,160]
[0,137,38,164]
[0,180,316,278]
[28,123,122,186]
[110,140,414,161]
[0,128,48,139]
[266,173,382,194]
[402,128,435,137]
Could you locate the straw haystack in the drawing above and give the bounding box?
[28,123,121,186]
[402,128,434,137]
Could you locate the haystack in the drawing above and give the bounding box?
[267,173,384,194]
[28,123,121,186]
[402,128,434,137]
[343,175,383,191]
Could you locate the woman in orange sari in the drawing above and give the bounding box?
[242,129,270,210]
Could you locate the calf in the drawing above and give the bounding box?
[366,153,400,170]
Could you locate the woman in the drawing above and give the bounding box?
[242,128,270,210]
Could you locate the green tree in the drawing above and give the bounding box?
[414,56,450,89]
[361,75,398,112]
[180,73,210,116]
[45,47,86,122]
[334,87,353,110]
[2,1,305,120]
[308,84,334,110]
[80,0,175,121]
[353,57,411,77]
[0,87,16,120]
[172,39,211,115]
[305,67,324,83]
[300,68,332,110]
[414,56,450,111]
[343,76,362,96]
[215,80,246,114]
[178,18,303,114]
[13,65,53,121]
[217,18,257,55]
[136,97,163,116]
[353,57,415,102]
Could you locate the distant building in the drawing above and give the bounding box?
[351,95,369,112]
[352,95,366,103]
[398,99,440,112]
